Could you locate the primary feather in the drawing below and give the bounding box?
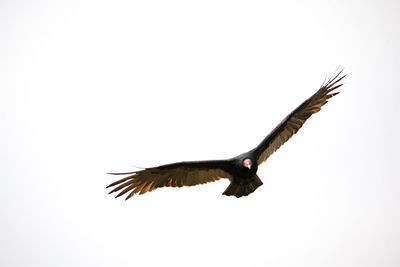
[254,70,345,165]
[107,160,232,200]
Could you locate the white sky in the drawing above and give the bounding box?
[1,0,400,266]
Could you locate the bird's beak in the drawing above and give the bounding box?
[246,165,251,169]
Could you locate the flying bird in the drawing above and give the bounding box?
[107,70,345,199]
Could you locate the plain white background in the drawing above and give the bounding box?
[1,0,399,266]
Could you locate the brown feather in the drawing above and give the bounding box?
[107,163,232,199]
[256,70,345,165]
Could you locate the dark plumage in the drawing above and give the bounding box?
[107,70,345,199]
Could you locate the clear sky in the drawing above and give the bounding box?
[1,0,399,266]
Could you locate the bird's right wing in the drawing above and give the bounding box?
[254,70,345,165]
[107,160,233,200]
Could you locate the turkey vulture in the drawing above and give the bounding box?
[107,70,345,199]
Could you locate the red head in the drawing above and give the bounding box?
[243,158,252,169]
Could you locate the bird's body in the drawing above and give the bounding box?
[107,70,345,199]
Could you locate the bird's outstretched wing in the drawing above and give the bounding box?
[254,70,346,165]
[107,160,232,200]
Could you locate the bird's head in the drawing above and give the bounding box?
[243,158,252,169]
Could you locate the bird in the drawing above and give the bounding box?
[107,70,345,199]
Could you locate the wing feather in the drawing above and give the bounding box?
[107,160,232,200]
[255,70,345,165]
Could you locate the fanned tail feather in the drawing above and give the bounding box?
[222,175,263,198]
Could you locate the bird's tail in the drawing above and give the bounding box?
[222,175,263,198]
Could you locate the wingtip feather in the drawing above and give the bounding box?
[330,92,340,97]
[107,171,137,175]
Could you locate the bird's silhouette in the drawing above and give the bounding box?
[107,70,345,199]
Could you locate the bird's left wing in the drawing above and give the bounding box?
[107,160,232,200]
[254,70,345,165]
